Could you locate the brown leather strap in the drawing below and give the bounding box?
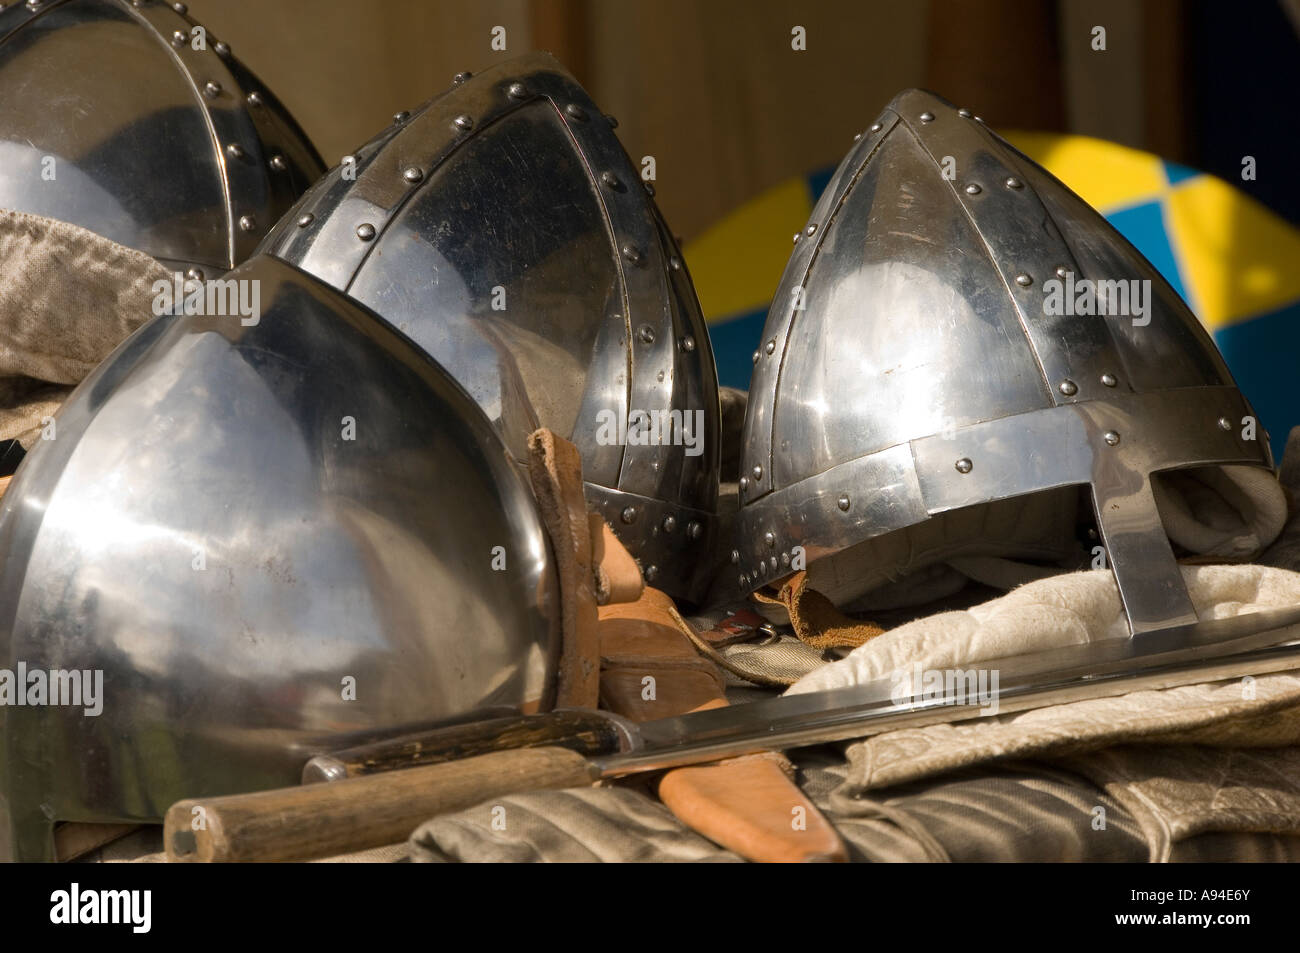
[590,515,642,606]
[753,570,885,649]
[598,588,847,862]
[527,430,599,708]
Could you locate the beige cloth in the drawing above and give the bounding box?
[0,208,168,448]
[789,563,1300,696]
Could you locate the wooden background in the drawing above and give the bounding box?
[197,0,1190,242]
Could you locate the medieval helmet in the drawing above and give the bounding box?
[0,254,559,861]
[736,89,1282,635]
[0,0,324,276]
[257,52,721,603]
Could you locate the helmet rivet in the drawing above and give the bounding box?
[645,565,659,582]
[622,245,643,265]
[621,506,638,524]
[781,552,791,566]
[173,2,188,12]
[565,103,588,121]
[662,516,676,534]
[688,522,703,540]
[964,183,982,195]
[403,166,424,183]
[1101,373,1117,387]
[637,325,655,344]
[600,170,623,191]
[738,574,747,587]
[955,458,973,474]
[1059,379,1078,396]
[247,91,264,107]
[453,115,474,131]
[670,256,682,272]
[238,214,256,233]
[171,30,186,46]
[214,41,230,57]
[853,133,863,142]
[1005,176,1024,189]
[203,81,222,98]
[507,81,527,98]
[870,122,883,132]
[769,556,778,571]
[958,108,973,118]
[225,143,244,159]
[739,477,749,491]
[765,339,776,355]
[919,111,935,122]
[837,494,851,511]
[752,465,763,481]
[605,114,619,128]
[1218,416,1233,431]
[1055,265,1070,278]
[682,335,695,352]
[764,532,776,549]
[805,224,817,237]
[731,549,740,564]
[356,223,376,241]
[297,213,314,228]
[1015,273,1033,287]
[185,267,204,281]
[269,155,288,172]
[1103,431,1121,446]
[392,110,410,123]
[752,351,760,364]
[792,232,801,244]
[452,71,472,84]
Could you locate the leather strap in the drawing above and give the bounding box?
[527,430,600,708]
[598,588,847,862]
[753,570,885,649]
[590,515,642,606]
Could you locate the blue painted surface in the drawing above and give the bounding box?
[708,308,767,390]
[1213,302,1300,461]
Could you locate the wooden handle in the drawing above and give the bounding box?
[302,709,624,782]
[165,746,598,862]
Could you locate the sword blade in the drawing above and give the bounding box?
[597,604,1300,776]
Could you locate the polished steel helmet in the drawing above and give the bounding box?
[258,53,720,603]
[0,254,558,861]
[737,89,1277,635]
[0,0,324,275]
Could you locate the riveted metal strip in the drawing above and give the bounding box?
[584,483,717,604]
[731,442,927,598]
[740,109,900,510]
[896,89,1126,406]
[0,0,65,40]
[653,207,720,515]
[911,386,1268,634]
[121,0,276,268]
